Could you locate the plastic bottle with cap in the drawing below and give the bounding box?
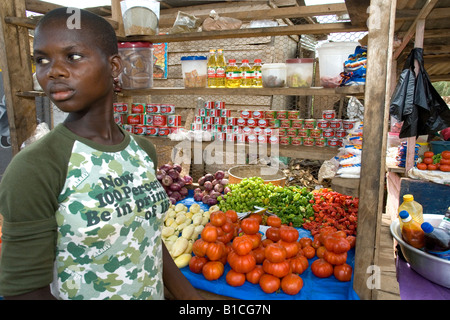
[438,206,450,233]
[399,210,425,249]
[398,194,423,229]
[421,222,450,260]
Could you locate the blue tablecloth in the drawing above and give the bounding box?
[176,193,359,300]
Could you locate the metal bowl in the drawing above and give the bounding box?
[390,214,450,288]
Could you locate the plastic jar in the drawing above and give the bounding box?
[285,58,314,87]
[261,63,286,87]
[181,56,207,88]
[118,42,154,90]
[121,3,159,36]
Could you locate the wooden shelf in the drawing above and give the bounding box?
[146,137,338,161]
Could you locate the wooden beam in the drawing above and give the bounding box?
[0,0,36,155]
[354,0,396,300]
[396,7,450,21]
[393,0,439,59]
[345,0,370,27]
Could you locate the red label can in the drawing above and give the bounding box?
[204,116,214,125]
[127,114,143,125]
[114,113,126,125]
[220,109,231,118]
[216,132,226,141]
[265,111,277,119]
[258,119,269,127]
[198,108,206,116]
[133,124,147,135]
[291,119,304,128]
[227,117,238,126]
[317,120,329,129]
[153,114,167,126]
[160,104,175,114]
[276,111,288,119]
[232,126,243,134]
[247,118,257,127]
[204,101,215,109]
[242,127,253,135]
[247,134,257,144]
[303,119,316,129]
[215,101,226,109]
[303,137,314,146]
[131,103,146,113]
[252,111,264,119]
[322,110,336,120]
[191,123,202,130]
[329,119,342,129]
[226,133,235,142]
[113,103,128,113]
[287,111,299,119]
[237,118,247,126]
[322,129,334,138]
[122,124,133,133]
[280,119,292,128]
[278,128,287,137]
[236,133,246,143]
[214,117,226,125]
[291,137,303,146]
[287,128,298,137]
[143,114,154,125]
[158,127,170,136]
[240,110,252,119]
[146,104,160,114]
[280,136,291,145]
[168,115,181,127]
[257,135,268,143]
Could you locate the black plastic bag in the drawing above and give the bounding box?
[390,48,450,138]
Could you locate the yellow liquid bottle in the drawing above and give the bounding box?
[251,59,263,87]
[398,194,424,229]
[226,59,240,88]
[207,49,217,88]
[240,59,253,88]
[215,48,226,88]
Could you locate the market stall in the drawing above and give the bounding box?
[1,0,449,300]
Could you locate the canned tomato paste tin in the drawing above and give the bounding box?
[322,129,334,138]
[127,114,143,125]
[240,110,252,119]
[280,136,291,145]
[291,137,303,146]
[133,124,147,135]
[258,135,268,143]
[153,114,167,126]
[158,127,170,136]
[242,127,253,135]
[247,134,257,144]
[310,128,322,138]
[297,128,310,137]
[303,119,316,129]
[147,126,159,136]
[194,116,204,124]
[232,126,243,134]
[267,119,280,128]
[207,109,220,117]
[197,108,206,116]
[204,101,215,109]
[227,117,238,126]
[122,124,133,133]
[280,119,291,128]
[215,101,225,109]
[202,124,212,131]
[253,127,263,135]
[315,137,326,147]
[269,135,279,144]
[327,138,339,147]
[113,103,128,113]
[160,104,175,114]
[143,114,154,125]
[287,128,298,137]
[237,118,247,126]
[252,111,264,119]
[291,119,304,128]
[114,113,126,125]
[258,119,269,127]
[278,128,287,137]
[131,103,146,113]
[220,109,231,118]
[146,104,160,114]
[263,128,273,136]
[214,117,226,125]
[303,137,314,146]
[168,115,181,127]
[226,133,235,142]
[191,123,202,130]
[287,111,299,119]
[265,111,277,119]
[322,109,336,120]
[276,111,288,119]
[329,119,342,129]
[236,133,246,143]
[317,120,329,129]
[343,119,357,130]
[205,116,214,125]
[335,129,347,138]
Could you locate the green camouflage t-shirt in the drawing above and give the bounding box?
[0,124,169,299]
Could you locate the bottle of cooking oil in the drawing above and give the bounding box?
[226,59,240,88]
[207,49,217,88]
[240,59,253,88]
[251,58,263,87]
[398,194,424,229]
[215,48,226,88]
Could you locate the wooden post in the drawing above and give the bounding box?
[0,0,36,155]
[353,0,397,300]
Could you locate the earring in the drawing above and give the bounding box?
[113,77,121,93]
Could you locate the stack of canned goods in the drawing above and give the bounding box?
[113,102,182,136]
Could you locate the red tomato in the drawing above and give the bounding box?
[251,246,266,264]
[278,240,299,258]
[225,210,238,223]
[281,273,303,295]
[427,164,438,170]
[302,245,316,259]
[221,220,235,234]
[264,243,287,263]
[259,274,280,294]
[243,233,261,249]
[248,213,263,225]
[189,256,208,274]
[226,269,246,287]
[440,158,450,165]
[266,227,281,242]
[440,164,450,172]
[192,239,209,257]
[267,215,282,228]
[299,237,313,248]
[346,236,356,249]
[279,226,299,242]
[206,241,226,261]
[324,235,351,254]
[423,157,433,165]
[210,211,227,227]
[201,225,218,242]
[324,250,348,265]
[202,261,224,281]
[424,151,434,158]
[334,263,353,282]
[261,238,274,247]
[316,246,327,259]
[227,250,256,274]
[246,265,264,284]
[262,259,291,278]
[311,258,333,278]
[232,236,253,256]
[289,255,306,274]
[442,151,450,160]
[241,217,260,235]
[417,163,427,170]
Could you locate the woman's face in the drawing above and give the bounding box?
[33,19,120,115]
